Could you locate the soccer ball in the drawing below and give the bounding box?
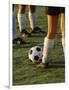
[28,46,43,64]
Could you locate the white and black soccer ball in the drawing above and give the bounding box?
[28,46,43,64]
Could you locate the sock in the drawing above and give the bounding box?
[42,37,55,64]
[13,12,16,39]
[28,11,38,30]
[17,13,26,32]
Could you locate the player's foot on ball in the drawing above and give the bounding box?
[21,29,31,37]
[13,37,26,45]
[30,27,46,34]
[36,62,49,68]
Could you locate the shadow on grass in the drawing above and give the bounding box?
[29,33,46,37]
[48,63,65,69]
[13,56,23,64]
[13,41,43,49]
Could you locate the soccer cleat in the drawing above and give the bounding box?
[13,37,26,45]
[30,27,46,34]
[21,29,31,37]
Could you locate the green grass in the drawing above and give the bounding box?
[13,6,65,85]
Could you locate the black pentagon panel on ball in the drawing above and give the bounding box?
[30,50,33,54]
[36,47,41,52]
[34,55,39,61]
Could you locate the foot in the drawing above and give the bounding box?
[36,62,49,68]
[21,29,31,37]
[30,27,46,34]
[13,37,26,45]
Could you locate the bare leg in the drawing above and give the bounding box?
[17,5,26,32]
[28,5,44,33]
[42,15,58,64]
[13,4,16,40]
[17,5,31,37]
[28,5,37,30]
[60,13,65,52]
[37,14,58,68]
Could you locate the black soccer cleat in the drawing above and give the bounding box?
[30,27,46,34]
[13,37,26,45]
[21,29,31,37]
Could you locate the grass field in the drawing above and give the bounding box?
[13,6,65,85]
